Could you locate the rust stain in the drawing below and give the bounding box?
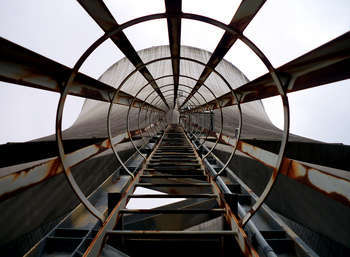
[224,199,258,257]
[46,158,62,178]
[168,188,179,194]
[282,159,350,207]
[327,192,350,207]
[12,169,27,180]
[1,158,64,201]
[2,126,156,202]
[280,158,292,177]
[129,130,141,137]
[207,131,350,208]
[80,86,104,101]
[213,180,258,257]
[271,168,278,180]
[105,139,111,149]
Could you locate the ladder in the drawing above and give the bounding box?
[100,124,243,256]
[28,124,306,257]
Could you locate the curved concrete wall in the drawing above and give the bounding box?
[39,45,312,143]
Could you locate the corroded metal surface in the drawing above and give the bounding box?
[185,31,350,113]
[1,2,349,256]
[210,130,350,208]
[0,127,152,201]
[77,0,170,108]
[0,38,163,112]
[92,125,260,257]
[180,0,266,108]
[165,0,182,105]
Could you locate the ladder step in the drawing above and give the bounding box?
[136,183,211,187]
[106,230,236,237]
[265,238,295,254]
[149,159,198,162]
[144,167,203,171]
[148,161,199,165]
[140,175,207,179]
[129,194,217,198]
[158,147,189,149]
[152,151,193,154]
[147,163,200,167]
[157,146,192,148]
[260,230,287,239]
[143,168,203,172]
[120,208,225,214]
[155,151,194,154]
[151,156,196,159]
[153,153,196,156]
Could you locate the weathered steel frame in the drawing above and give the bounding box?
[128,83,206,160]
[190,122,350,208]
[181,127,260,256]
[76,0,170,109]
[0,0,349,255]
[82,130,166,257]
[145,82,213,150]
[106,55,241,172]
[127,88,180,160]
[135,75,206,144]
[0,125,153,201]
[0,38,164,113]
[159,85,214,146]
[184,31,350,113]
[143,73,227,161]
[165,0,182,106]
[180,0,266,108]
[55,13,287,246]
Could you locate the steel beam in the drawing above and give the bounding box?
[0,38,164,113]
[184,31,350,112]
[237,140,350,208]
[77,0,170,109]
[0,126,155,201]
[203,128,350,208]
[119,209,225,214]
[128,194,216,198]
[106,230,236,236]
[180,0,266,108]
[165,0,182,107]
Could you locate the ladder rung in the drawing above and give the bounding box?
[147,163,200,166]
[144,167,203,171]
[150,158,197,160]
[151,157,196,160]
[143,168,202,172]
[106,230,237,237]
[136,183,211,187]
[153,152,194,155]
[128,194,217,198]
[140,175,206,179]
[120,208,225,214]
[158,146,192,148]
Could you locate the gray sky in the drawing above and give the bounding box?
[0,0,349,144]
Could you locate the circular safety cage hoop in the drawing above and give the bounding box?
[56,12,290,226]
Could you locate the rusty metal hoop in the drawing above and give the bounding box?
[141,72,229,159]
[137,78,211,144]
[137,81,215,149]
[56,12,289,226]
[108,56,237,170]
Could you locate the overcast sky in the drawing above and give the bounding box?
[0,0,349,144]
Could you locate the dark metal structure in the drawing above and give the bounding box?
[0,0,349,256]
